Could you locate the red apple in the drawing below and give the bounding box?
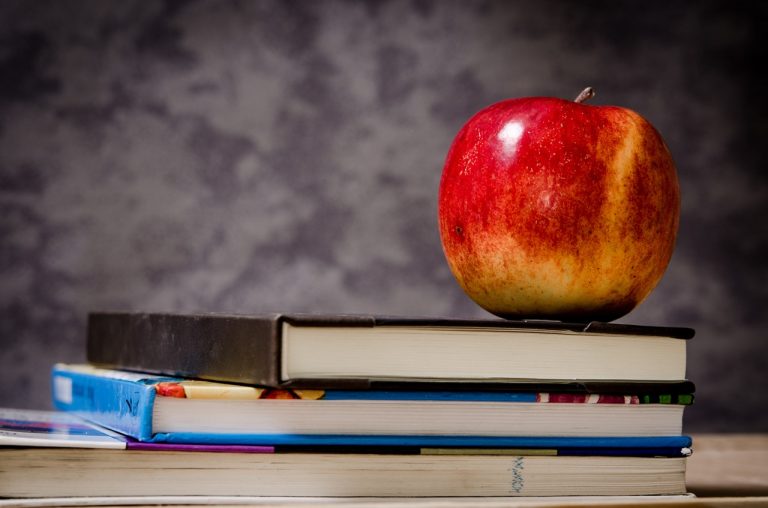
[438,88,680,322]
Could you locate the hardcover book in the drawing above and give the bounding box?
[86,312,694,388]
[51,364,693,449]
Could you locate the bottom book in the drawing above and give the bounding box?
[1,446,686,498]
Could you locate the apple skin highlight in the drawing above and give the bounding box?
[438,95,680,322]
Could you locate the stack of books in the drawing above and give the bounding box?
[1,311,695,499]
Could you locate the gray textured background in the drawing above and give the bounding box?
[1,0,766,431]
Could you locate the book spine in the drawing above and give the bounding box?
[51,365,156,441]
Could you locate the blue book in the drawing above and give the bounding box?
[51,364,692,451]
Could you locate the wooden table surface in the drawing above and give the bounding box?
[685,434,768,498]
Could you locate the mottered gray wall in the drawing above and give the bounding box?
[1,0,766,431]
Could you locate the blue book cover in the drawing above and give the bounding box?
[52,364,172,441]
[51,363,693,450]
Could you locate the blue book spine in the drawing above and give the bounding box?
[150,433,693,449]
[51,364,165,441]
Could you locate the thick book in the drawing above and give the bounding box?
[0,408,691,458]
[51,364,693,449]
[86,312,694,387]
[1,446,687,498]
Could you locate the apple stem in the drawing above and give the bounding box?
[574,87,596,103]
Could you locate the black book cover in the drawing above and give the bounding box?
[86,311,694,391]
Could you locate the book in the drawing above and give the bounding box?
[0,408,127,450]
[51,364,693,448]
[86,312,694,387]
[0,446,687,498]
[0,408,692,458]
